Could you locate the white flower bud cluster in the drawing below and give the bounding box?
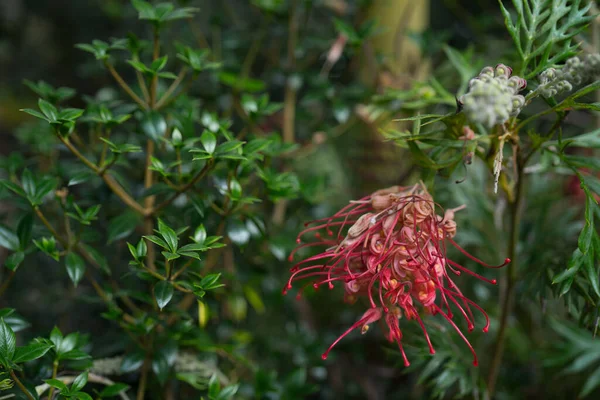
[459,64,527,128]
[538,54,600,97]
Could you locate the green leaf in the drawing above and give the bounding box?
[38,99,58,121]
[143,235,169,249]
[68,170,95,186]
[71,371,88,392]
[57,332,78,354]
[201,131,217,154]
[45,378,68,392]
[579,195,596,254]
[13,341,54,363]
[65,253,86,287]
[107,212,140,243]
[154,280,174,310]
[141,111,167,141]
[0,319,16,366]
[0,226,19,251]
[208,374,220,399]
[131,0,155,18]
[120,351,144,373]
[193,224,207,244]
[21,108,48,121]
[150,56,168,72]
[216,384,239,400]
[244,285,265,314]
[16,213,33,250]
[58,108,84,121]
[564,155,600,171]
[99,383,130,397]
[499,0,593,78]
[152,352,170,386]
[553,249,584,284]
[561,129,600,149]
[33,237,60,261]
[5,252,25,271]
[50,326,63,347]
[0,180,27,198]
[200,273,224,290]
[218,72,265,92]
[157,219,178,252]
[161,251,181,261]
[228,178,242,200]
[60,349,91,361]
[581,364,600,397]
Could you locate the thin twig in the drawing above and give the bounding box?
[57,135,146,215]
[150,160,214,215]
[137,353,151,400]
[143,30,161,271]
[105,62,148,110]
[155,68,188,109]
[10,370,34,400]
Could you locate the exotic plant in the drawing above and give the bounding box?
[286,183,510,366]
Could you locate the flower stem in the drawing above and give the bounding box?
[486,145,524,397]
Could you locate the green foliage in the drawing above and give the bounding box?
[499,0,593,77]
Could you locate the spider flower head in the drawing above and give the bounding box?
[284,183,510,367]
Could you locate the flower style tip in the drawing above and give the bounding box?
[285,184,507,367]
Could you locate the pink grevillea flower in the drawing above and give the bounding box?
[284,183,510,366]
